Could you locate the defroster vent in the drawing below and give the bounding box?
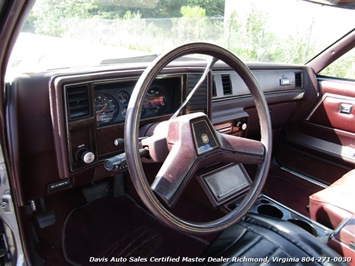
[66,84,91,121]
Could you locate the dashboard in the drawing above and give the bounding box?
[49,69,209,180]
[6,61,316,205]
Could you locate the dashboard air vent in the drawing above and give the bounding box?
[295,72,302,88]
[66,84,91,121]
[221,74,232,95]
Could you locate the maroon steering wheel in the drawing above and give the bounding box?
[124,42,272,234]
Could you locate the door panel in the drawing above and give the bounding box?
[278,78,355,185]
[308,80,355,133]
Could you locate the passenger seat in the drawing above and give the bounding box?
[309,169,355,262]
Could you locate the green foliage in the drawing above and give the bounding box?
[319,49,355,79]
[227,6,273,62]
[123,10,142,19]
[170,3,225,45]
[22,0,353,78]
[180,6,206,18]
[25,0,225,37]
[148,0,224,18]
[225,11,239,50]
[225,5,316,64]
[186,0,224,16]
[25,0,100,36]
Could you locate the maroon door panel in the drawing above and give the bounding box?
[319,80,355,98]
[278,78,355,184]
[308,80,355,133]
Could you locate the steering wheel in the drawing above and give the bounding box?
[124,43,272,234]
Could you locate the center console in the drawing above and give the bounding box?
[229,194,333,239]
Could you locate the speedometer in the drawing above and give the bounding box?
[95,94,118,125]
[143,87,166,114]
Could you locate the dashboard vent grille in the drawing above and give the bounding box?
[295,72,302,88]
[185,74,208,114]
[66,84,91,120]
[221,74,232,95]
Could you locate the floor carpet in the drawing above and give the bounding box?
[62,195,208,265]
[262,168,324,217]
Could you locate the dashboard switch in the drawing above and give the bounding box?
[104,153,127,171]
[81,151,95,164]
[114,138,124,146]
[104,148,149,171]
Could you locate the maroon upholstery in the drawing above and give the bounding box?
[309,169,355,229]
[309,170,355,262]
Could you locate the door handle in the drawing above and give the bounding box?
[339,103,353,114]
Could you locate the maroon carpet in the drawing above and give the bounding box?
[62,195,208,265]
[262,168,324,217]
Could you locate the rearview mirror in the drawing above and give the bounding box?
[304,0,355,9]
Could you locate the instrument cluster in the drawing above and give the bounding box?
[94,77,181,127]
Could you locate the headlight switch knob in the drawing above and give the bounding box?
[81,151,95,164]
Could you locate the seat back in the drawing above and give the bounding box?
[309,169,355,229]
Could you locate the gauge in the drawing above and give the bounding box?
[144,87,166,114]
[95,93,118,125]
[117,91,130,104]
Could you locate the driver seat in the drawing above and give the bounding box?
[202,214,346,265]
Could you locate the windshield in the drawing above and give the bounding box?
[8,0,355,73]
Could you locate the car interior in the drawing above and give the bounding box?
[0,1,354,265]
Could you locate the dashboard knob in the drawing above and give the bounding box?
[241,123,247,131]
[236,121,247,131]
[81,151,95,164]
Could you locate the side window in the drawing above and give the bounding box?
[319,48,355,80]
